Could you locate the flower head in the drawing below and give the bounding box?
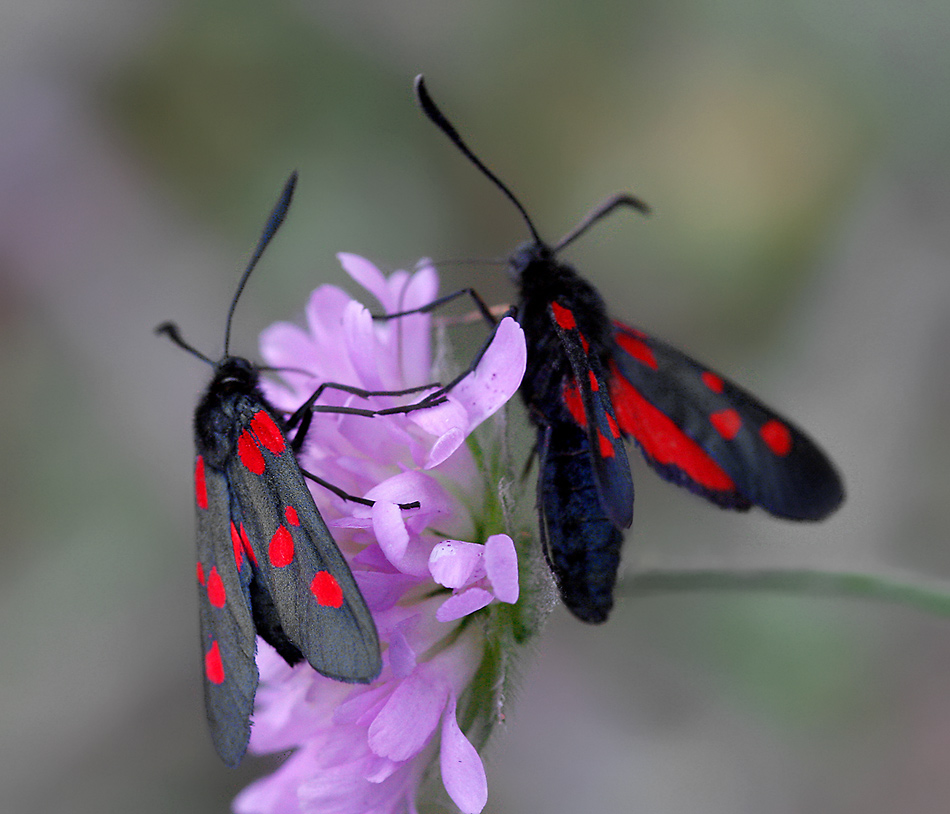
[233,255,531,814]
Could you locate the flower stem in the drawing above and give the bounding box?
[622,569,950,618]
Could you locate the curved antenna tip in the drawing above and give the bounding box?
[222,172,298,356]
[414,76,543,247]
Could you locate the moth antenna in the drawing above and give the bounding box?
[155,321,215,366]
[415,75,545,247]
[223,171,298,357]
[552,193,652,254]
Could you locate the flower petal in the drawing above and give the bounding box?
[484,534,519,604]
[436,588,494,622]
[440,692,488,814]
[429,540,484,589]
[396,264,438,383]
[342,301,388,392]
[444,316,526,432]
[426,427,466,468]
[372,501,409,564]
[388,623,418,679]
[368,671,449,761]
[338,252,391,311]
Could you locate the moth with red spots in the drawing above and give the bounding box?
[158,174,428,766]
[413,76,845,624]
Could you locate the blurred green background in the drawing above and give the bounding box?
[1,1,948,812]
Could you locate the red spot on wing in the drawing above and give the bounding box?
[702,371,724,393]
[609,361,735,492]
[250,410,286,456]
[615,331,658,370]
[588,370,599,391]
[206,566,226,608]
[196,562,205,585]
[760,419,792,456]
[597,430,615,458]
[240,523,257,565]
[230,522,244,570]
[311,571,344,608]
[579,333,590,353]
[710,409,742,440]
[194,456,208,510]
[614,322,647,338]
[551,302,576,330]
[205,640,225,684]
[269,525,294,568]
[238,430,265,474]
[606,412,620,439]
[284,506,300,526]
[562,381,586,426]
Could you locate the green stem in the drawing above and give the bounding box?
[622,569,950,618]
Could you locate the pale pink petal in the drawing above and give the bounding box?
[362,753,402,783]
[484,534,520,604]
[409,397,468,439]
[426,427,466,468]
[395,263,437,383]
[436,588,494,622]
[338,252,392,310]
[372,501,409,563]
[333,683,391,727]
[363,470,446,511]
[355,571,418,611]
[440,692,488,814]
[304,284,355,344]
[342,301,387,391]
[233,757,302,813]
[368,672,449,761]
[399,261,438,311]
[429,540,484,588]
[444,316,526,431]
[387,623,418,679]
[299,755,408,813]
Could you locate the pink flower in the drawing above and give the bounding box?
[233,255,529,814]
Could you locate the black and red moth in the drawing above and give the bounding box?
[157,173,380,767]
[414,76,845,624]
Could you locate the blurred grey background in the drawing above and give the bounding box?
[1,1,948,812]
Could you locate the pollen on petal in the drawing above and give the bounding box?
[311,571,344,608]
[238,430,265,474]
[205,640,225,684]
[251,410,286,455]
[194,456,208,510]
[207,566,226,608]
[269,525,294,568]
[761,419,792,456]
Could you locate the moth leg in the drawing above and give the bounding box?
[285,380,446,434]
[299,467,420,511]
[372,287,497,326]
